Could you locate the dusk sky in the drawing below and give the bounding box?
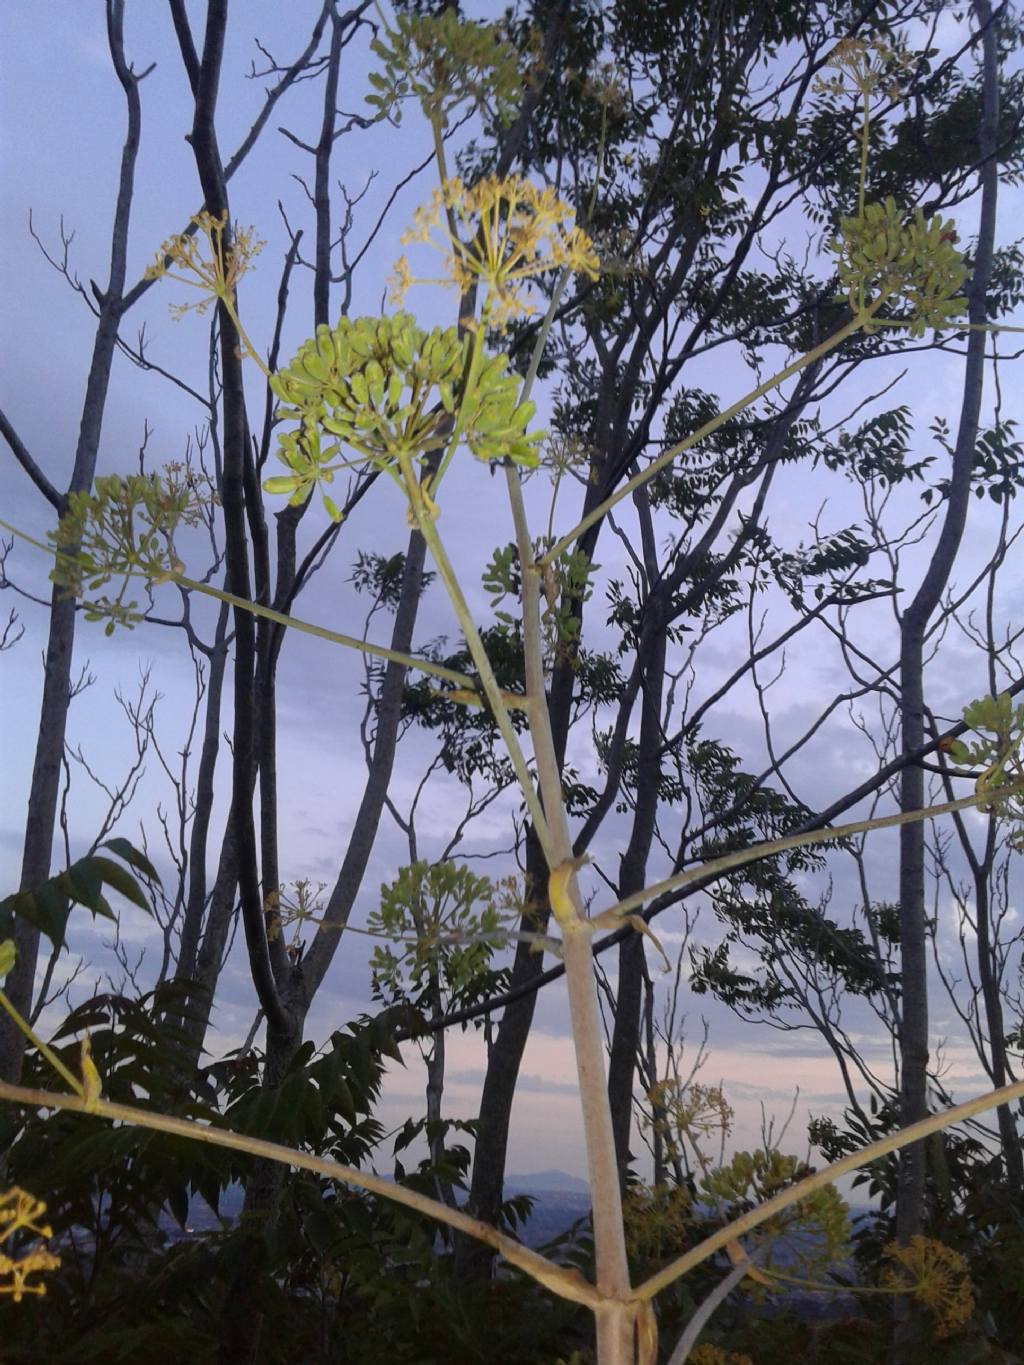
[2,3,1022,1186]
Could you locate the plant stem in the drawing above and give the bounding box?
[667,1249,763,1365]
[0,1077,601,1309]
[0,518,495,698]
[505,467,634,1363]
[591,776,1024,928]
[170,572,495,694]
[0,990,83,1099]
[635,1073,1024,1302]
[399,454,557,863]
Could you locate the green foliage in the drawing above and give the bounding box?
[943,690,1024,840]
[814,404,933,487]
[0,997,401,1363]
[701,1150,850,1284]
[681,735,893,1012]
[483,539,599,664]
[397,624,527,782]
[350,549,434,609]
[0,838,158,950]
[925,414,1024,505]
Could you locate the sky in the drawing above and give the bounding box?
[2,2,1022,1190]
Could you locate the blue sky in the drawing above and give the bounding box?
[2,2,1022,1185]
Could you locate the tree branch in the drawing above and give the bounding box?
[0,408,63,512]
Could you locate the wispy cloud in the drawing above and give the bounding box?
[446,1068,579,1096]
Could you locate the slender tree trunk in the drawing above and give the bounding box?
[608,602,666,1187]
[0,0,144,1084]
[896,0,998,1242]
[172,608,231,996]
[424,990,456,1215]
[177,808,242,1061]
[972,853,1024,1189]
[641,967,667,1187]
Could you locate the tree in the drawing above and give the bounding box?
[895,0,1000,1242]
[0,0,150,1085]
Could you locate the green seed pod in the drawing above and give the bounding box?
[366,360,386,407]
[315,326,336,366]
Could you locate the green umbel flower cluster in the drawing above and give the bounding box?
[366,8,521,129]
[830,197,969,337]
[367,860,509,1000]
[461,350,543,464]
[50,472,210,633]
[701,1149,850,1284]
[265,313,540,519]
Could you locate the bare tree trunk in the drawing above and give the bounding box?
[608,596,666,1187]
[178,9,294,1359]
[424,989,456,1215]
[178,807,243,1060]
[972,855,1024,1189]
[896,0,998,1242]
[641,965,668,1188]
[0,0,146,1084]
[175,603,231,983]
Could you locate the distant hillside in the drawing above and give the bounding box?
[506,1170,590,1194]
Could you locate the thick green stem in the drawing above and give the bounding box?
[0,990,83,1098]
[590,777,1024,929]
[505,468,634,1364]
[0,1077,600,1309]
[0,519,489,697]
[398,455,555,862]
[170,572,488,693]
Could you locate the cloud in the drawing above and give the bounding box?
[445,1068,579,1096]
[724,1077,852,1107]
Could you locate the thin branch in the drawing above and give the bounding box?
[0,408,63,511]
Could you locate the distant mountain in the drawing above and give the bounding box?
[506,1169,590,1194]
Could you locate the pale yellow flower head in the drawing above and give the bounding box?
[883,1235,975,1339]
[145,210,265,317]
[814,34,913,103]
[0,1187,60,1303]
[391,175,600,330]
[648,1077,734,1146]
